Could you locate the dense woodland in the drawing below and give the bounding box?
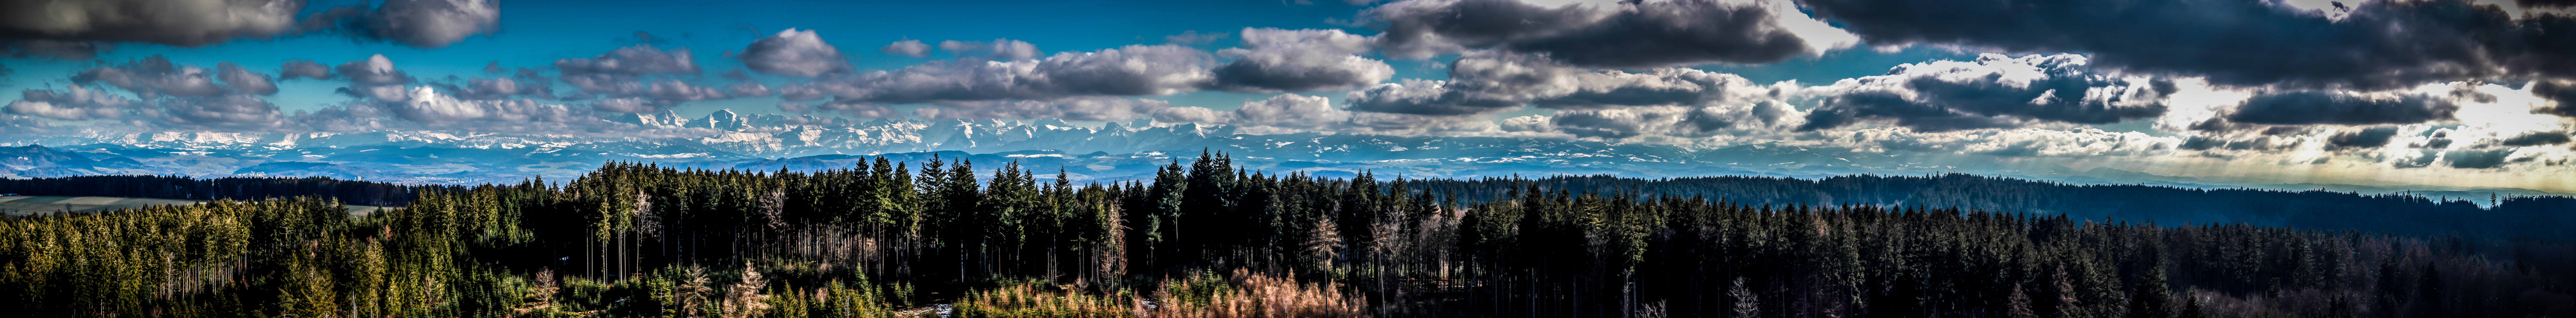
[3,152,2572,317]
[0,175,438,206]
[1406,175,2576,241]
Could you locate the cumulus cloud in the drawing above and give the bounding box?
[1152,93,1357,129]
[1349,51,1788,115]
[1801,0,2576,90]
[349,0,502,48]
[1502,102,1799,139]
[881,39,931,57]
[938,39,1042,60]
[737,28,853,77]
[280,59,334,80]
[430,76,553,100]
[1797,54,2172,132]
[1365,0,1856,67]
[917,97,1175,121]
[142,94,288,130]
[1164,30,1232,45]
[781,45,1215,104]
[386,86,579,123]
[70,55,237,98]
[331,54,418,101]
[6,85,134,120]
[1228,93,1353,128]
[1207,28,1394,93]
[216,62,276,95]
[554,45,747,111]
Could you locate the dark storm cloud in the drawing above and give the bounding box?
[1797,54,2172,132]
[2535,79,2576,117]
[1206,28,1392,93]
[2499,131,2573,146]
[2328,126,2402,149]
[1799,0,2576,90]
[1366,0,1846,68]
[2445,149,2514,169]
[737,29,854,77]
[2224,91,2459,125]
[0,0,301,59]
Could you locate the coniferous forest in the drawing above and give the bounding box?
[4,152,2573,317]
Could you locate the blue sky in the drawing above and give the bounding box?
[2,0,2573,193]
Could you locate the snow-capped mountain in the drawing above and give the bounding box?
[0,109,2043,186]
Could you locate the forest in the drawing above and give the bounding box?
[2,152,2571,317]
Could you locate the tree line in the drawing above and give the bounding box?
[0,151,2568,317]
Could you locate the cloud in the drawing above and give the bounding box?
[591,97,658,113]
[2444,149,2514,169]
[0,0,302,58]
[142,94,288,130]
[331,54,418,101]
[1227,93,1353,128]
[557,45,702,80]
[1349,51,1791,115]
[881,39,931,57]
[938,39,1042,60]
[1206,28,1394,93]
[1799,0,2576,90]
[6,85,133,120]
[1501,102,1799,139]
[385,86,580,123]
[1164,30,1233,45]
[1152,93,1357,129]
[2535,79,2576,117]
[430,76,553,100]
[2498,131,2573,146]
[1364,0,1855,68]
[555,45,746,111]
[781,45,1215,104]
[2223,91,2460,126]
[280,59,334,80]
[738,28,853,77]
[1,40,110,60]
[1797,54,2172,132]
[917,97,1175,121]
[2327,126,2402,149]
[69,55,236,98]
[350,0,502,48]
[216,62,277,95]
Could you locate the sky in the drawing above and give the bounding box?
[2,0,2575,192]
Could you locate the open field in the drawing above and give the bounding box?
[0,195,387,217]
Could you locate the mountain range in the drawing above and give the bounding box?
[0,109,2560,198]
